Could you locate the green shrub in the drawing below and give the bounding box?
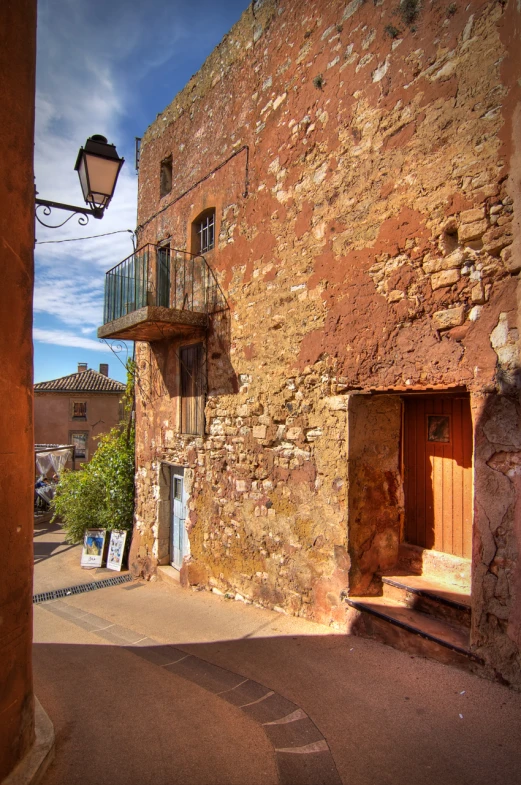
[52,363,135,543]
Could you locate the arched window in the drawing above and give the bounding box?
[192,208,215,254]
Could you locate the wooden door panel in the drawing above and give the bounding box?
[171,472,186,570]
[404,396,472,558]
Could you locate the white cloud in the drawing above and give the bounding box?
[34,328,111,352]
[33,275,104,329]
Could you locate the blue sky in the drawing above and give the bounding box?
[34,0,249,384]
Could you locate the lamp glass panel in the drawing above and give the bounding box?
[84,154,121,207]
[77,156,90,205]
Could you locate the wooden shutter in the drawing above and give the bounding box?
[180,343,204,435]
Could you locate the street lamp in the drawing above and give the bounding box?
[35,134,124,228]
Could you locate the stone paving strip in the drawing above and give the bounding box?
[41,598,342,785]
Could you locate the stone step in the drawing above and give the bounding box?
[398,543,471,591]
[381,571,471,629]
[345,595,483,674]
[157,565,180,586]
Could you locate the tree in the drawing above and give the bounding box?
[52,361,135,543]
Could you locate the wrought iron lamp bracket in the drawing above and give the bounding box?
[35,197,104,229]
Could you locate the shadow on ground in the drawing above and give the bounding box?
[34,633,521,785]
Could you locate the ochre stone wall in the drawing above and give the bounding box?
[130,0,520,683]
[0,0,37,777]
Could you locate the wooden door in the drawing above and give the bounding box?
[403,396,473,558]
[171,470,186,570]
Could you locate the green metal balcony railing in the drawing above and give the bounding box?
[103,244,225,325]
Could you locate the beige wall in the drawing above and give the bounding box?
[0,0,37,778]
[34,392,123,464]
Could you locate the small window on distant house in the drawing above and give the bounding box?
[180,343,205,435]
[160,156,172,198]
[71,401,87,420]
[70,432,88,461]
[192,209,215,254]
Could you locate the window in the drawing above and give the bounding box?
[192,209,215,254]
[71,400,87,420]
[180,343,205,435]
[160,156,172,199]
[70,432,88,461]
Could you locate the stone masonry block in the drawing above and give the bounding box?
[432,306,465,331]
[253,425,267,439]
[458,219,488,243]
[431,268,460,290]
[326,396,348,411]
[471,283,485,304]
[460,207,485,224]
[483,226,513,256]
[501,246,521,274]
[422,249,466,274]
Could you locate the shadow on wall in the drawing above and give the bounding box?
[207,307,237,396]
[138,302,236,408]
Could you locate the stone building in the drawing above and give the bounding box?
[34,363,125,465]
[98,0,521,686]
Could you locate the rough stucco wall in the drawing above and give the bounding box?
[130,0,521,676]
[0,0,37,777]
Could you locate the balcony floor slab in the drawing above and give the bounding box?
[98,306,208,342]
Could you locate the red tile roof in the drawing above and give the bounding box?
[34,369,125,394]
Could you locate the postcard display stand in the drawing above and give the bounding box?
[107,530,128,572]
[80,529,108,568]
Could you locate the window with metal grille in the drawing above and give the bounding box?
[180,343,205,435]
[193,209,215,254]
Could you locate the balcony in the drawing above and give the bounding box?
[97,244,225,342]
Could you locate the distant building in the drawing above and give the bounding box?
[34,363,125,464]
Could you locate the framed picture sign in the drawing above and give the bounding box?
[107,530,128,572]
[427,414,451,444]
[81,529,107,568]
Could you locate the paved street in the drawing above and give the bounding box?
[34,524,521,785]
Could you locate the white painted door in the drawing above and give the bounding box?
[171,471,186,570]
